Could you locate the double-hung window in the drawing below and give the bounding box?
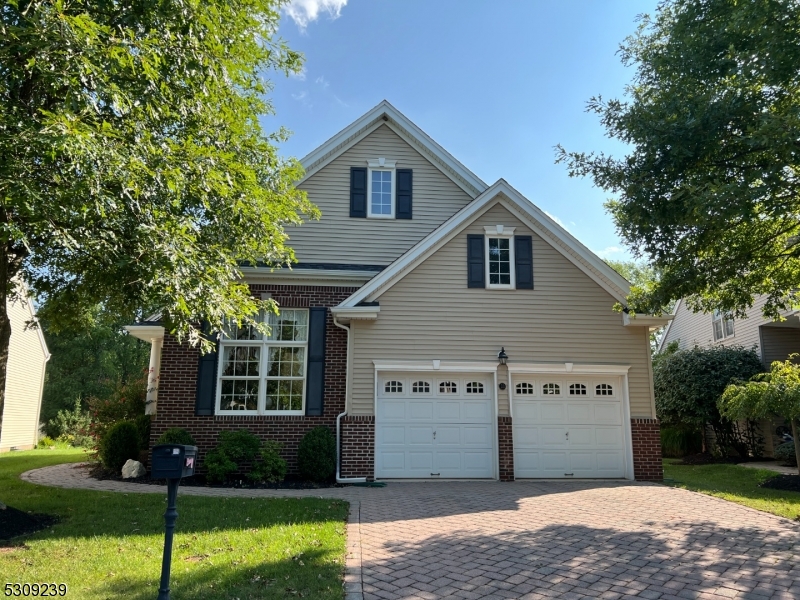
[217,309,309,415]
[367,159,397,218]
[484,225,516,289]
[712,309,735,341]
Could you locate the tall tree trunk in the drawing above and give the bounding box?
[0,243,12,436]
[792,420,800,477]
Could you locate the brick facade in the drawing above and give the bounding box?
[498,416,514,481]
[340,416,375,479]
[631,418,664,481]
[152,285,358,476]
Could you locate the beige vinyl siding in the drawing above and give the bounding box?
[289,125,474,266]
[662,295,794,358]
[0,298,48,451]
[760,325,800,366]
[350,202,655,418]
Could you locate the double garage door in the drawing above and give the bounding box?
[374,371,627,479]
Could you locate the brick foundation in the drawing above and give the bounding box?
[498,416,514,481]
[340,416,375,479]
[631,418,663,481]
[152,285,358,475]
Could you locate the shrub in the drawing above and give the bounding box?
[156,428,196,446]
[134,414,151,450]
[654,345,764,457]
[202,430,262,483]
[248,441,287,484]
[775,441,798,467]
[46,399,93,447]
[660,425,703,458]
[37,436,55,449]
[87,375,147,445]
[297,426,336,483]
[99,421,140,472]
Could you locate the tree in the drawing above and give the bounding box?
[720,358,800,474]
[557,0,800,320]
[39,304,149,426]
[0,0,319,433]
[653,345,764,456]
[605,259,666,353]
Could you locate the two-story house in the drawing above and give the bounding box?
[128,101,668,481]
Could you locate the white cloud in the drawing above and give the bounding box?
[592,246,624,259]
[544,210,569,231]
[315,75,330,90]
[291,91,312,107]
[284,0,347,30]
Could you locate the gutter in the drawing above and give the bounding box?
[332,315,367,484]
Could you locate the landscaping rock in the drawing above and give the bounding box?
[121,459,146,479]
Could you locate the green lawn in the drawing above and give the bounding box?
[0,448,348,599]
[663,459,800,521]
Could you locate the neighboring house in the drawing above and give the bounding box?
[659,296,800,455]
[660,296,800,367]
[127,101,669,481]
[0,290,51,452]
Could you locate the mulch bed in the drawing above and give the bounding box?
[0,506,59,542]
[679,453,770,465]
[759,474,800,493]
[88,462,345,489]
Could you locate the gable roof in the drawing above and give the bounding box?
[338,179,632,308]
[299,100,488,198]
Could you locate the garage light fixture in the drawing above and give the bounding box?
[498,347,508,365]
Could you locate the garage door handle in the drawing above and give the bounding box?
[431,473,440,476]
[433,431,436,439]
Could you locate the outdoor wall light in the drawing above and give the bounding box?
[498,347,508,365]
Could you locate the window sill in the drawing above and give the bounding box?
[215,411,306,417]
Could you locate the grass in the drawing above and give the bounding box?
[0,448,348,599]
[663,458,800,521]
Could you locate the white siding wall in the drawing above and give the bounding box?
[0,298,48,451]
[662,295,794,358]
[350,202,655,418]
[289,125,474,266]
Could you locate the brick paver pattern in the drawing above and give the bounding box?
[23,463,800,600]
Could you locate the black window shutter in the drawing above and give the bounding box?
[350,167,367,218]
[396,169,413,219]
[195,325,220,416]
[515,235,534,290]
[467,234,485,288]
[305,307,327,416]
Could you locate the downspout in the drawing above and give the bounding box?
[333,315,367,483]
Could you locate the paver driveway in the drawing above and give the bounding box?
[22,464,800,600]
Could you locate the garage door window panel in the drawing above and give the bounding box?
[595,383,614,396]
[385,380,404,394]
[569,383,587,396]
[516,382,534,395]
[439,381,458,394]
[412,381,430,394]
[543,383,561,395]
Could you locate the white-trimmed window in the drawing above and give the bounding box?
[217,309,309,415]
[412,381,430,394]
[516,382,535,395]
[385,380,403,394]
[367,159,396,218]
[712,310,735,341]
[484,225,516,289]
[542,383,561,395]
[569,383,587,396]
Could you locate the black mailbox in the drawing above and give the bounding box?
[151,444,197,479]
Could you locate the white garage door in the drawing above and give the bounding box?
[376,373,495,479]
[513,376,626,478]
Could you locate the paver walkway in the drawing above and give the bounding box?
[738,461,798,476]
[22,463,800,600]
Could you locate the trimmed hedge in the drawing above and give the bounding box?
[100,421,140,472]
[297,426,336,483]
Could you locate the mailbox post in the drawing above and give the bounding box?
[151,444,197,600]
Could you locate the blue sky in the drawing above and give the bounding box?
[265,0,661,262]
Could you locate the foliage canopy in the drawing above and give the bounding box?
[557,0,800,320]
